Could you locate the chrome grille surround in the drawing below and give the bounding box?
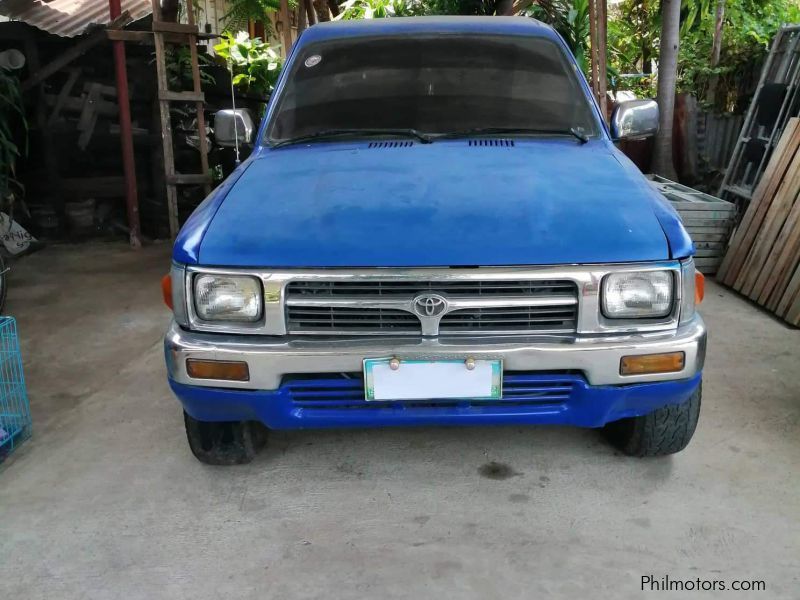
[178,262,686,337]
[284,279,579,335]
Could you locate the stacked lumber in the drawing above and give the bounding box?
[717,117,800,326]
[647,175,735,275]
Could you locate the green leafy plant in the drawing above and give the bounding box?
[154,46,217,121]
[214,31,283,99]
[336,0,504,19]
[422,0,497,15]
[165,46,216,91]
[676,0,800,112]
[0,66,27,207]
[223,0,282,32]
[524,0,591,72]
[336,0,424,19]
[605,0,800,108]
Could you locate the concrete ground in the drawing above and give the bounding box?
[0,242,798,600]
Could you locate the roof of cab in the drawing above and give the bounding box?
[298,16,560,45]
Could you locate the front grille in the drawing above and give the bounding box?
[284,372,577,410]
[286,306,420,334]
[440,305,577,333]
[285,278,579,335]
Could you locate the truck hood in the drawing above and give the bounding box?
[188,139,679,267]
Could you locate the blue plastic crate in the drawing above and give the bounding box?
[0,317,30,462]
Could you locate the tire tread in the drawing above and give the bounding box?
[605,383,702,457]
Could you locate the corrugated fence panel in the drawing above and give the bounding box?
[699,112,744,172]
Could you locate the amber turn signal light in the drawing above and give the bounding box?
[161,274,173,310]
[695,271,705,305]
[620,352,685,376]
[186,359,250,381]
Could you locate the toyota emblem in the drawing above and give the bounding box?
[413,293,447,317]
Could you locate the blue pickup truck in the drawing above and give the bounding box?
[163,17,707,464]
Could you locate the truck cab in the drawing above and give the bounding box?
[164,17,706,464]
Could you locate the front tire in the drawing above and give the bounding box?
[604,383,702,457]
[183,411,266,465]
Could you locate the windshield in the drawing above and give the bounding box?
[266,34,600,144]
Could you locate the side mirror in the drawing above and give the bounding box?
[610,99,659,141]
[213,109,255,147]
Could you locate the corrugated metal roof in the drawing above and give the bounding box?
[0,0,152,38]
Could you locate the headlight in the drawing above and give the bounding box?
[602,271,673,319]
[194,274,262,322]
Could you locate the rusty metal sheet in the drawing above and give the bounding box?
[0,0,151,38]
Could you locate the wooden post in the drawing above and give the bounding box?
[279,0,293,58]
[185,0,211,198]
[151,0,179,236]
[588,0,599,100]
[597,0,608,119]
[588,0,608,120]
[24,39,62,233]
[297,0,308,34]
[150,0,213,237]
[109,0,142,248]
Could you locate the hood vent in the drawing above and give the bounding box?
[367,141,414,148]
[468,139,515,147]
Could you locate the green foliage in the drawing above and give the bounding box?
[523,0,591,72]
[0,67,26,203]
[423,0,497,16]
[214,32,283,98]
[677,0,800,111]
[223,0,281,32]
[607,1,654,72]
[336,0,424,19]
[281,0,798,115]
[336,0,501,19]
[607,0,657,97]
[164,46,216,91]
[606,0,800,109]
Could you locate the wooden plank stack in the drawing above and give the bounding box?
[717,117,800,326]
[647,175,736,275]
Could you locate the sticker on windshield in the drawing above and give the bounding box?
[304,54,322,68]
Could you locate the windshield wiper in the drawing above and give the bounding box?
[271,128,433,148]
[434,127,590,144]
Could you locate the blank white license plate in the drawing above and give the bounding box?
[363,358,502,401]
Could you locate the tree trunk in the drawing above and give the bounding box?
[496,0,514,15]
[313,0,331,21]
[642,45,652,74]
[651,0,681,179]
[327,0,340,17]
[706,0,726,106]
[306,0,319,25]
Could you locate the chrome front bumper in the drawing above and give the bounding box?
[165,315,706,389]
